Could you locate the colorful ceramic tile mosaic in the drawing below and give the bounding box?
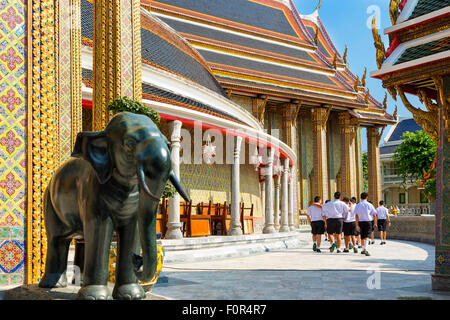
[0,0,26,285]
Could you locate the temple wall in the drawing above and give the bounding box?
[0,1,27,285]
[230,95,252,114]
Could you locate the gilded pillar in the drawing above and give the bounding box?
[338,112,358,198]
[367,127,383,207]
[280,158,290,233]
[92,0,142,131]
[27,0,59,283]
[432,75,450,290]
[311,107,330,201]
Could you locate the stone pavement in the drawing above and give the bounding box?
[152,230,450,300]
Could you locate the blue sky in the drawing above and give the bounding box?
[292,0,422,151]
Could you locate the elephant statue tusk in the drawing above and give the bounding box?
[169,171,191,203]
[137,163,162,202]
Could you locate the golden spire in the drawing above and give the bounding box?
[383,92,387,109]
[361,67,367,87]
[314,26,319,46]
[372,15,386,69]
[342,45,348,64]
[315,0,321,12]
[354,76,360,92]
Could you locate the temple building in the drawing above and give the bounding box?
[380,117,431,213]
[0,0,394,286]
[370,0,449,290]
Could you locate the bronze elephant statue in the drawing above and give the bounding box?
[38,112,190,300]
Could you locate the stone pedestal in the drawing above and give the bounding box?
[1,284,170,300]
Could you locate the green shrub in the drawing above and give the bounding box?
[107,96,160,125]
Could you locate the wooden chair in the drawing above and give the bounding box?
[156,200,169,238]
[188,202,211,237]
[211,202,231,235]
[240,203,254,234]
[180,200,192,237]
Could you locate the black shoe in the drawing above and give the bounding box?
[313,243,317,251]
[336,249,341,253]
[371,241,375,245]
[364,250,371,256]
[316,249,321,253]
[349,243,354,250]
[358,245,362,249]
[343,249,349,253]
[329,243,337,253]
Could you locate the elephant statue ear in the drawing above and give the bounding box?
[72,131,112,184]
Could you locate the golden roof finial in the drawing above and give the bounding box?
[354,76,360,92]
[372,15,386,69]
[393,104,398,120]
[361,67,367,87]
[389,0,401,25]
[314,26,319,46]
[342,45,348,64]
[315,0,321,12]
[332,52,337,68]
[383,92,388,110]
[365,89,370,104]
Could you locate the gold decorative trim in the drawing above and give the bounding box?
[71,0,82,147]
[132,0,142,101]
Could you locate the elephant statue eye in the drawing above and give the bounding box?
[124,138,137,154]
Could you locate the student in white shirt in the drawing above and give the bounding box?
[306,196,327,253]
[355,192,378,256]
[351,197,362,248]
[322,192,349,253]
[376,201,391,245]
[342,197,358,253]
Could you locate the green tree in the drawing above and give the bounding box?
[393,130,437,198]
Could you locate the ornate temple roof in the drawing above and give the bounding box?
[81,0,227,99]
[371,0,449,93]
[143,0,394,126]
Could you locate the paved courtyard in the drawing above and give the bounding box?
[152,230,450,300]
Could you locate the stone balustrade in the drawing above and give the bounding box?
[389,203,432,216]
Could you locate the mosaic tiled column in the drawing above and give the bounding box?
[263,149,276,234]
[280,158,290,233]
[338,112,357,198]
[311,108,329,201]
[166,121,183,239]
[367,127,382,207]
[56,0,82,163]
[92,0,142,131]
[432,75,450,290]
[0,0,27,286]
[230,136,243,236]
[274,175,281,230]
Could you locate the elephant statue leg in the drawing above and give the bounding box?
[39,190,72,288]
[112,219,145,300]
[76,210,114,300]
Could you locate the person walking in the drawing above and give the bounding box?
[354,192,378,256]
[322,192,348,253]
[351,197,362,248]
[342,197,358,253]
[306,196,327,253]
[376,200,391,244]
